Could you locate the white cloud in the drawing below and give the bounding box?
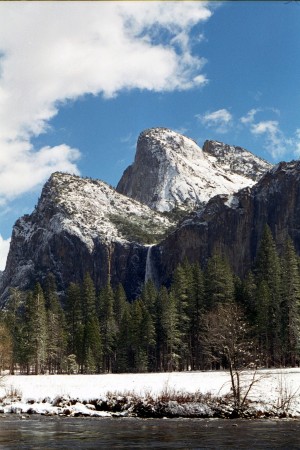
[249,120,285,158]
[239,108,298,159]
[291,129,300,158]
[0,235,10,271]
[248,120,300,159]
[240,108,261,125]
[251,120,279,136]
[0,1,212,204]
[197,108,232,133]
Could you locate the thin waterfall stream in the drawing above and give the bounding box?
[145,244,155,285]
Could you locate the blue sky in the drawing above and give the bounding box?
[0,1,300,269]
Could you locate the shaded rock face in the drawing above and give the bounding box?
[0,172,173,303]
[156,161,300,285]
[117,128,271,212]
[3,224,147,298]
[2,225,147,301]
[0,128,282,306]
[202,140,270,181]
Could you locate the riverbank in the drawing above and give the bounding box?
[1,369,300,419]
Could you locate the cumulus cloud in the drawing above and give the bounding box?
[250,120,284,158]
[0,235,10,271]
[197,108,232,133]
[0,1,212,204]
[251,120,279,136]
[294,129,300,157]
[240,108,261,125]
[239,108,300,159]
[247,118,300,160]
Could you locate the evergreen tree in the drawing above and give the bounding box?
[140,303,156,371]
[188,263,206,370]
[171,262,191,370]
[114,283,128,329]
[241,271,257,324]
[155,286,167,371]
[255,280,271,366]
[4,288,24,373]
[140,281,158,370]
[141,280,158,320]
[98,283,117,372]
[161,289,180,371]
[255,225,282,365]
[204,252,235,309]
[127,299,150,372]
[23,283,48,374]
[0,321,13,372]
[81,273,102,373]
[281,238,300,366]
[44,274,67,373]
[65,282,83,369]
[115,301,132,372]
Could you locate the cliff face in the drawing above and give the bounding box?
[117,128,271,212]
[0,172,173,302]
[156,161,300,285]
[0,128,284,305]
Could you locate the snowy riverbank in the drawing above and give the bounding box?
[1,369,300,418]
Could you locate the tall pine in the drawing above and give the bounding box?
[98,283,117,372]
[255,225,282,366]
[81,273,102,373]
[281,238,300,366]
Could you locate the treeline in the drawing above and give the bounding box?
[0,225,300,374]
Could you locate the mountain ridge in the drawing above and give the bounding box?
[0,127,277,304]
[117,127,272,212]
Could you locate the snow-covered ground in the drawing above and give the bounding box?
[1,369,300,417]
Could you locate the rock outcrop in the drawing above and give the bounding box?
[156,160,300,285]
[0,172,173,303]
[0,128,278,305]
[117,128,271,212]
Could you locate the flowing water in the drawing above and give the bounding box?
[1,417,300,449]
[145,244,155,285]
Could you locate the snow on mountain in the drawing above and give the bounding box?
[117,128,272,212]
[0,172,175,302]
[19,172,174,252]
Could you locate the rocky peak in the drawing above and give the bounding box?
[117,128,272,212]
[202,140,271,181]
[156,158,300,286]
[0,172,174,303]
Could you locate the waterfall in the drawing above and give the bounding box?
[145,244,155,284]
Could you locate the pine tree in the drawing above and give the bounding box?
[140,281,158,370]
[155,286,167,371]
[65,282,83,369]
[0,321,13,372]
[81,273,102,373]
[23,283,48,374]
[204,252,235,309]
[188,263,206,370]
[4,288,24,373]
[44,274,67,373]
[255,225,282,365]
[114,283,128,329]
[161,290,180,371]
[255,280,271,366]
[129,300,148,371]
[171,263,191,370]
[241,271,257,324]
[115,301,131,372]
[98,283,117,372]
[281,238,300,366]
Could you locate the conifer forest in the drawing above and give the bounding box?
[1,226,300,375]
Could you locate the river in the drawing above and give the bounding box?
[1,417,300,449]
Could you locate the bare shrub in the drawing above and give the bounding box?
[275,371,300,413]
